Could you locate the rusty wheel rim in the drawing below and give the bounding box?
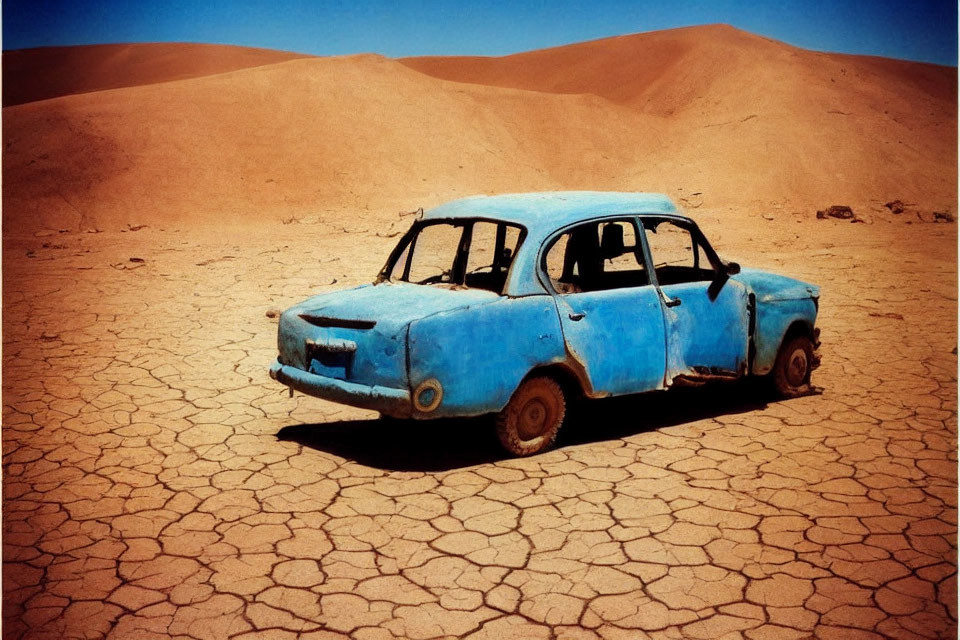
[786,348,809,387]
[518,398,550,440]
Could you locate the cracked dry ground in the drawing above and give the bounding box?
[3,214,956,640]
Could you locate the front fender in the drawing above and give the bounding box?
[407,295,565,418]
[752,297,819,375]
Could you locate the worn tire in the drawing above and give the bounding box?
[496,376,566,456]
[772,335,814,398]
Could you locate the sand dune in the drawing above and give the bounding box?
[3,55,662,231]
[3,25,956,232]
[403,25,956,113]
[2,42,312,106]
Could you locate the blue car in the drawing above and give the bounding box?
[270,192,820,456]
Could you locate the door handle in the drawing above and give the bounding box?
[664,297,682,308]
[568,312,586,321]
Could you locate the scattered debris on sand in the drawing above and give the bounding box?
[816,205,855,220]
[678,192,704,209]
[915,210,956,223]
[882,200,954,223]
[884,200,908,214]
[196,255,237,266]
[933,211,955,223]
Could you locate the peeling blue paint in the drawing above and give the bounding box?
[556,285,666,396]
[408,296,564,417]
[269,358,410,416]
[732,268,820,375]
[271,192,821,419]
[661,279,750,382]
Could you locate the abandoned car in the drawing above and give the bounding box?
[270,192,820,456]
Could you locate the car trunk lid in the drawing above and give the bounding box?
[278,282,500,389]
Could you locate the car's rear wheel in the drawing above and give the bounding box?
[772,335,814,398]
[496,376,565,456]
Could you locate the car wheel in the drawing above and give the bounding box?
[772,335,814,398]
[496,376,566,456]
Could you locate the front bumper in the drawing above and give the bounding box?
[269,359,411,417]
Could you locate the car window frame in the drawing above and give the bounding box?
[537,215,652,295]
[377,217,528,294]
[639,215,725,284]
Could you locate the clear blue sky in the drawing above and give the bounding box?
[3,0,957,66]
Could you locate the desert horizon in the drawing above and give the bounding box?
[3,19,957,640]
[3,23,957,235]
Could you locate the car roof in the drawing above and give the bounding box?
[422,191,685,237]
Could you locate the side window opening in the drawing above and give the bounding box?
[643,218,715,285]
[464,221,521,293]
[544,219,649,294]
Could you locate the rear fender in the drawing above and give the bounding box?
[407,295,566,418]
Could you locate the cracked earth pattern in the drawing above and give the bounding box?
[3,215,957,639]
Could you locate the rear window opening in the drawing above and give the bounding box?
[380,219,525,294]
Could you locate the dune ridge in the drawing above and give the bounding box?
[3,25,956,232]
[2,42,313,107]
[402,25,956,113]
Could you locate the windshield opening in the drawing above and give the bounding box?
[379,219,525,294]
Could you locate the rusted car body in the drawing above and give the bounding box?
[270,192,820,455]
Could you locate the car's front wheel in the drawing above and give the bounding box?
[496,376,566,456]
[772,335,814,398]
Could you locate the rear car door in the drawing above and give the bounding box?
[640,217,750,384]
[543,218,666,396]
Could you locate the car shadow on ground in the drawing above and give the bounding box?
[276,380,776,473]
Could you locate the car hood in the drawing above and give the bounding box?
[732,268,820,302]
[288,282,502,330]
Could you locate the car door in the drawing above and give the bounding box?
[543,218,666,396]
[640,217,750,383]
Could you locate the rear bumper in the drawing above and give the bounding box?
[269,358,411,417]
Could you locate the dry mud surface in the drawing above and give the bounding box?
[3,213,957,639]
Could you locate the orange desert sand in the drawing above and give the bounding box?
[2,24,957,640]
